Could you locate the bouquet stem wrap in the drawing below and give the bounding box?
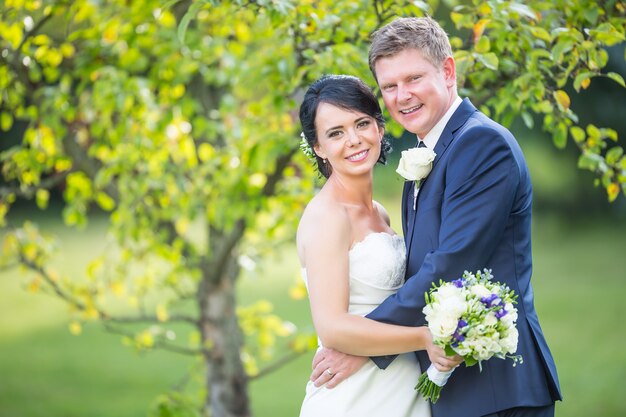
[415,364,454,404]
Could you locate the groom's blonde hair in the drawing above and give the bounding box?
[368,16,452,81]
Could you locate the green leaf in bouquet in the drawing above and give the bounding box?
[464,356,478,367]
[444,345,457,357]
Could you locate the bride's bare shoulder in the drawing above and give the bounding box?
[297,193,350,246]
[373,200,391,226]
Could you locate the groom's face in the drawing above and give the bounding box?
[375,48,456,139]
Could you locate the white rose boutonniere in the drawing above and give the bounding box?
[396,147,436,209]
[396,147,436,183]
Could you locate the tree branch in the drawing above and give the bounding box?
[102,322,205,356]
[0,171,71,199]
[250,349,308,380]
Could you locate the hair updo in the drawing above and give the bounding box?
[298,74,391,178]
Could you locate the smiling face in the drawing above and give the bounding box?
[313,102,384,178]
[375,48,456,139]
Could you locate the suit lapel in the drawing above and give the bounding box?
[401,180,410,239]
[404,98,478,253]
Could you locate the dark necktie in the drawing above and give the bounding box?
[412,140,427,210]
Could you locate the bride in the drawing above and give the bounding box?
[296,74,461,417]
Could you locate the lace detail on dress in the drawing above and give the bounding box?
[349,232,406,290]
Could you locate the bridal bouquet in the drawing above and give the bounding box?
[415,269,523,403]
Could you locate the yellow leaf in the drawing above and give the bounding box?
[23,242,38,261]
[175,217,190,234]
[4,23,24,49]
[60,43,75,58]
[235,21,251,42]
[553,90,570,110]
[241,351,259,376]
[289,279,308,300]
[157,10,176,28]
[47,269,60,282]
[607,183,619,202]
[27,277,41,293]
[478,3,492,15]
[156,304,169,322]
[248,173,266,188]
[55,158,72,172]
[473,19,490,44]
[137,331,154,348]
[86,257,103,280]
[95,191,115,211]
[36,189,49,209]
[0,203,9,227]
[69,321,82,335]
[198,143,215,162]
[581,78,591,89]
[84,306,99,319]
[171,84,185,99]
[46,49,63,67]
[110,281,126,297]
[3,233,18,256]
[102,23,118,44]
[128,296,139,308]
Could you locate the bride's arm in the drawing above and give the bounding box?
[298,204,429,357]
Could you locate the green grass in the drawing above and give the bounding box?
[1,203,625,416]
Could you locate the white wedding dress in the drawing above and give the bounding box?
[299,232,431,417]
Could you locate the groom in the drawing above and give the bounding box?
[310,16,562,417]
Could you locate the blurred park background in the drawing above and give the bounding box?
[1,1,625,417]
[2,132,626,417]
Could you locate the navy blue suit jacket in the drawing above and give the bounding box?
[367,99,562,416]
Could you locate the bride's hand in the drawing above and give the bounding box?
[310,347,368,388]
[425,334,463,372]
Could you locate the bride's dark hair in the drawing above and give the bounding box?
[298,74,391,178]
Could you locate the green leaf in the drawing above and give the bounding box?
[0,112,13,131]
[570,126,586,143]
[551,40,573,62]
[529,26,551,43]
[444,345,457,356]
[464,356,478,367]
[553,90,570,111]
[578,152,602,171]
[177,1,206,43]
[606,72,626,88]
[553,122,567,149]
[521,111,534,129]
[587,124,601,140]
[509,3,537,20]
[475,52,498,70]
[475,36,490,53]
[589,23,626,46]
[606,146,624,165]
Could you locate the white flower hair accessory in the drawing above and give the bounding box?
[299,132,315,161]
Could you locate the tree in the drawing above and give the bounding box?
[0,1,624,416]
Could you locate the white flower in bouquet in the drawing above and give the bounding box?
[415,269,524,403]
[500,327,519,353]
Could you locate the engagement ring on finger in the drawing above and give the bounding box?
[325,368,334,377]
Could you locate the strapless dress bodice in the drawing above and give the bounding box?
[302,232,406,316]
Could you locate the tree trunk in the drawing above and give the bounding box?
[199,256,250,417]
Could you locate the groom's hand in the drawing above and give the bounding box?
[310,347,368,388]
